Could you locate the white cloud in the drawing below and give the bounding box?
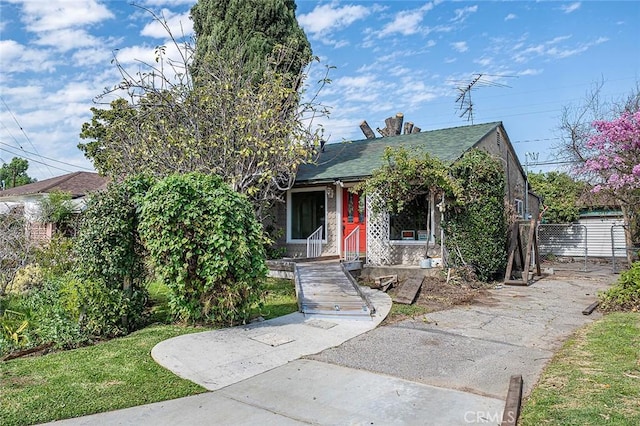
[518,69,543,76]
[14,0,114,33]
[34,28,102,52]
[298,3,371,36]
[377,2,438,38]
[560,2,581,14]
[474,57,493,67]
[114,44,158,65]
[0,39,57,73]
[504,13,517,21]
[451,5,478,23]
[398,79,443,106]
[333,74,385,102]
[513,35,607,63]
[141,0,196,6]
[71,47,114,67]
[451,41,469,53]
[140,9,193,39]
[426,40,436,48]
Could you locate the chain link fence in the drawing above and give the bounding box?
[537,224,588,272]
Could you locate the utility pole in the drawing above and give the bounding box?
[524,152,539,218]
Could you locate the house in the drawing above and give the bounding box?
[0,171,109,241]
[273,121,539,266]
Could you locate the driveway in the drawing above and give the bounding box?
[47,271,614,425]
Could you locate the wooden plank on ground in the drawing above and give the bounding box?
[582,301,599,315]
[501,374,523,426]
[393,278,423,304]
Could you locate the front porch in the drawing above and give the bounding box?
[279,184,441,268]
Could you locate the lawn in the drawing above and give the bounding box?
[0,277,297,426]
[520,312,640,425]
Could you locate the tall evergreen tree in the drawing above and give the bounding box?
[190,0,311,82]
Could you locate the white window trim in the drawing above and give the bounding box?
[388,192,436,244]
[286,187,328,244]
[514,198,524,218]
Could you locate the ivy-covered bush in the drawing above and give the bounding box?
[139,172,267,325]
[34,234,76,278]
[599,261,640,312]
[444,149,508,281]
[75,175,153,292]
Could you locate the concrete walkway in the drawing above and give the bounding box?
[308,274,614,399]
[150,286,391,391]
[46,271,615,425]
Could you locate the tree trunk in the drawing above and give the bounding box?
[384,117,395,137]
[404,122,414,135]
[393,113,404,135]
[360,121,376,139]
[122,275,132,330]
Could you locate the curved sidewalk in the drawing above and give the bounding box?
[151,286,393,391]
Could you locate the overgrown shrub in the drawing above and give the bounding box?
[22,278,87,350]
[75,175,153,292]
[599,262,640,312]
[139,172,267,325]
[444,150,508,281]
[37,190,77,235]
[9,264,44,294]
[0,206,35,295]
[35,235,76,277]
[0,308,30,354]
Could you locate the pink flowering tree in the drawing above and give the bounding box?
[580,111,640,262]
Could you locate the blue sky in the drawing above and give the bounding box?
[1,0,638,181]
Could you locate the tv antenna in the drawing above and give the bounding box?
[454,73,515,123]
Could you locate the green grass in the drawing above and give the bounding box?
[0,325,207,426]
[253,277,298,320]
[520,312,640,425]
[386,303,431,322]
[0,277,298,426]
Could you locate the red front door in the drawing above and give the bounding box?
[342,190,366,255]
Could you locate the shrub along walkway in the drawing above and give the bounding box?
[47,269,616,425]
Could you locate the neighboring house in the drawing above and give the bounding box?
[273,121,539,266]
[0,171,109,241]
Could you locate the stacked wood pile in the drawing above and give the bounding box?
[359,112,421,139]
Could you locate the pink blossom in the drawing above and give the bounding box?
[581,111,640,193]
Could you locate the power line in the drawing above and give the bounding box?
[0,96,55,177]
[0,144,77,174]
[512,137,561,144]
[0,140,93,171]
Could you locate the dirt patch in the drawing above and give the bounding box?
[414,276,490,311]
[362,271,495,324]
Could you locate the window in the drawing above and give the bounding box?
[290,190,326,240]
[390,195,431,241]
[514,198,524,218]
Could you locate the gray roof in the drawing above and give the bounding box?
[0,171,108,198]
[295,121,502,184]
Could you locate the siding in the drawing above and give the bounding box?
[538,216,626,259]
[580,216,626,258]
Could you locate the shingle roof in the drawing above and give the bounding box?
[0,171,109,198]
[295,121,502,184]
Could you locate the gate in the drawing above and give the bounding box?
[610,224,639,273]
[537,224,588,272]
